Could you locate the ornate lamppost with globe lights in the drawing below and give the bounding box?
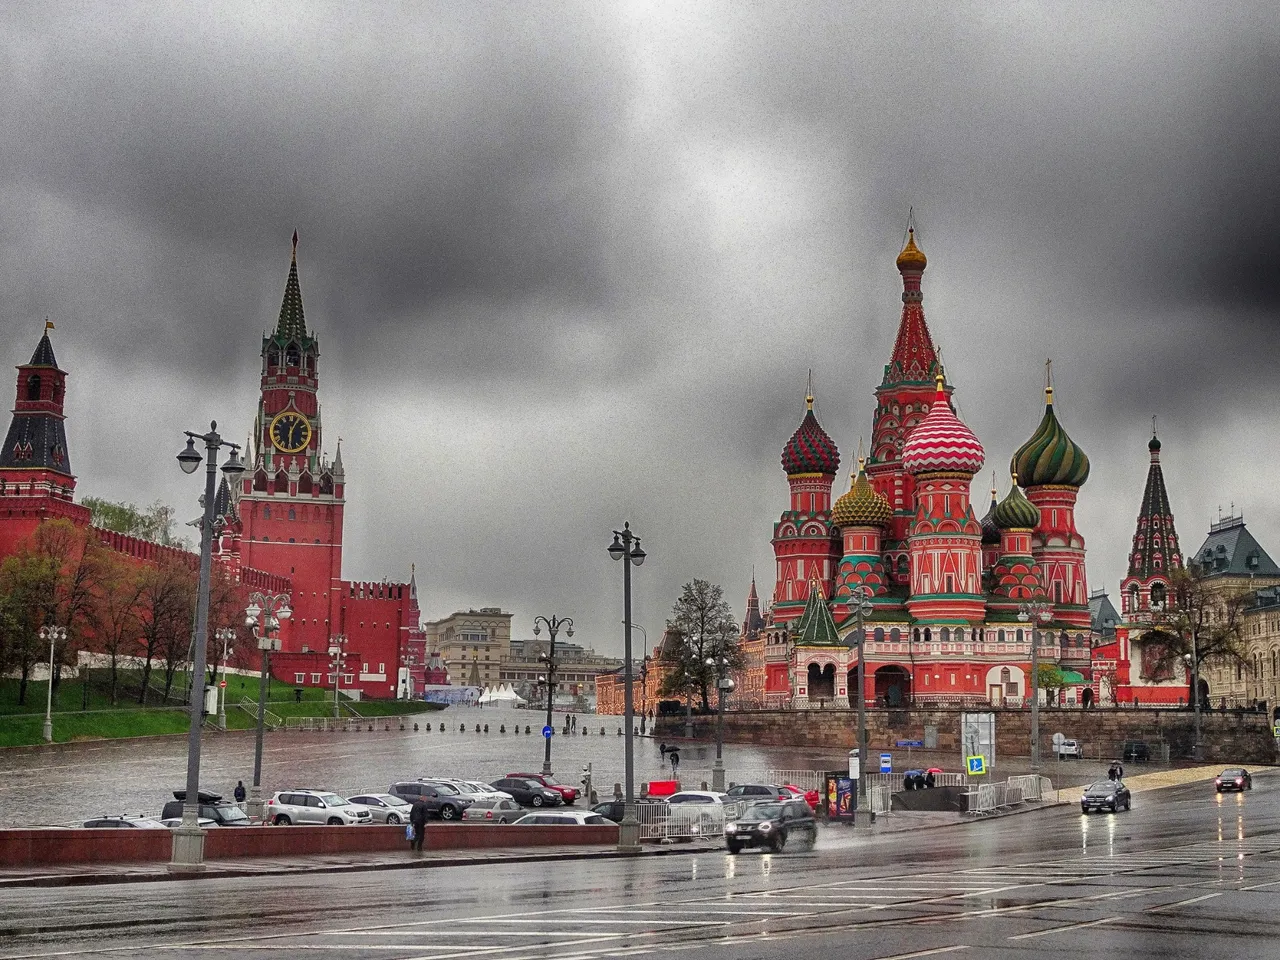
[214,627,235,730]
[245,591,290,821]
[608,522,646,851]
[39,624,67,743]
[172,422,245,870]
[706,651,734,791]
[843,584,874,812]
[533,615,573,777]
[1018,600,1053,770]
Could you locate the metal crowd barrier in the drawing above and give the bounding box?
[964,776,1052,816]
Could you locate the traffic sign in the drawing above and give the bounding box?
[1273,724,1280,738]
[967,755,987,776]
[879,753,892,774]
[542,725,553,739]
[896,739,923,748]
[219,680,227,688]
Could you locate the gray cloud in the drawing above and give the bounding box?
[1,2,1278,653]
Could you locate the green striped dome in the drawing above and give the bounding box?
[1011,389,1090,488]
[992,481,1041,530]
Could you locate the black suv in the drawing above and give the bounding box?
[160,790,251,826]
[388,781,474,820]
[724,799,817,854]
[490,777,564,808]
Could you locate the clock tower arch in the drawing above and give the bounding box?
[238,233,346,653]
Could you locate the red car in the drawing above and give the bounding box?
[507,773,578,804]
[781,783,820,811]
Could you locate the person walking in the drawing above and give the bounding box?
[668,747,681,778]
[233,780,247,804]
[409,796,430,853]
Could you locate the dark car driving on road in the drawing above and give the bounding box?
[1080,780,1131,814]
[1215,769,1253,792]
[724,800,817,854]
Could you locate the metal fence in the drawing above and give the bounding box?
[862,771,967,795]
[869,784,893,814]
[634,799,750,843]
[964,776,1053,816]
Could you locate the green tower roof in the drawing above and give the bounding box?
[794,578,843,647]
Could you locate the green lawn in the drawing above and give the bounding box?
[0,668,441,747]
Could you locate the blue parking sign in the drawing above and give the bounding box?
[880,753,892,773]
[967,755,986,776]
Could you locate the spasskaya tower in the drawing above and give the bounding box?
[237,233,346,653]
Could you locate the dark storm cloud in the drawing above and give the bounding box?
[1,2,1277,651]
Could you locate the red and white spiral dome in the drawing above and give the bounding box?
[901,374,985,476]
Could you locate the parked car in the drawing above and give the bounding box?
[666,790,731,840]
[348,793,413,824]
[507,772,578,804]
[462,798,525,823]
[1123,740,1151,763]
[779,784,820,811]
[266,790,373,825]
[490,777,564,808]
[445,779,515,802]
[726,784,792,802]
[157,817,218,829]
[510,810,611,826]
[83,815,167,829]
[590,798,668,823]
[1080,780,1131,814]
[725,800,817,854]
[161,790,252,827]
[1056,739,1082,759]
[1215,769,1253,792]
[388,781,475,820]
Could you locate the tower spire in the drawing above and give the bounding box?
[885,225,938,384]
[276,231,307,340]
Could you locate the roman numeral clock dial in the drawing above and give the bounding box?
[269,412,312,454]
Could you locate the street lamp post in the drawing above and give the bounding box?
[639,656,649,734]
[706,652,733,791]
[843,585,874,813]
[39,624,66,743]
[1183,652,1203,760]
[329,635,348,719]
[608,522,646,851]
[245,590,290,821]
[533,615,574,777]
[214,627,235,731]
[1018,600,1052,771]
[171,422,245,871]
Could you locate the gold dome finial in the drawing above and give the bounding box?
[1044,358,1054,405]
[896,226,927,271]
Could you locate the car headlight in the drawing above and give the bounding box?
[724,823,737,833]
[1106,795,1115,802]
[758,821,772,832]
[1081,794,1088,802]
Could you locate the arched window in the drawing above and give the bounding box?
[924,627,932,643]
[890,628,901,643]
[25,375,40,401]
[998,629,1006,643]
[955,628,965,643]
[275,471,289,494]
[263,506,271,519]
[913,628,921,643]
[288,508,296,521]
[873,627,885,642]
[52,381,62,402]
[940,627,951,642]
[286,343,301,367]
[1000,667,1011,683]
[268,349,280,369]
[1016,628,1024,644]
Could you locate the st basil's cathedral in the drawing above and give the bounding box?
[758,230,1095,709]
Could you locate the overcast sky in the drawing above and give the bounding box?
[1,2,1276,659]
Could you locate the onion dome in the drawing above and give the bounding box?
[896,227,927,272]
[781,394,841,476]
[1149,433,1161,453]
[1010,383,1090,488]
[979,479,1001,544]
[992,475,1041,530]
[832,458,893,528]
[901,373,985,476]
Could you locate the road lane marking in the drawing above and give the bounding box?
[872,947,969,959]
[1007,917,1119,940]
[1147,892,1223,912]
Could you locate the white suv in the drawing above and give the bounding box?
[267,790,373,825]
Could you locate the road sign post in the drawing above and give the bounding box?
[967,755,987,776]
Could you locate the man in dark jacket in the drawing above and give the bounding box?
[409,797,430,852]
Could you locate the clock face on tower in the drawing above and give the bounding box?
[269,411,312,454]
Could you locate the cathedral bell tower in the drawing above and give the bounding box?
[238,234,346,654]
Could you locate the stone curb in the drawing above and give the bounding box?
[0,843,720,889]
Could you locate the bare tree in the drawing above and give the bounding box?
[136,557,196,704]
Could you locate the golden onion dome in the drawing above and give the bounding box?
[832,459,893,528]
[896,227,927,272]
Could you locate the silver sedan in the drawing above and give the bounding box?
[348,793,413,824]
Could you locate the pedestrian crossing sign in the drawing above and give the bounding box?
[967,755,987,776]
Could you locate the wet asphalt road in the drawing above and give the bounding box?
[2,770,1278,959]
